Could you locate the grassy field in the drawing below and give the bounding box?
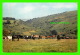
[3,39,77,52]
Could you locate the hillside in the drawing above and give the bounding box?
[3,10,77,38]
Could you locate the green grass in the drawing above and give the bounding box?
[3,39,77,52]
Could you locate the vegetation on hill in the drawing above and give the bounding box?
[3,10,77,38]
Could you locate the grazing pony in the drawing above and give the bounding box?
[33,35,41,39]
[3,36,8,40]
[24,35,35,40]
[65,37,70,39]
[41,36,47,39]
[12,35,19,41]
[47,35,56,39]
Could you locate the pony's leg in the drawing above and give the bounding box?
[12,38,14,41]
[32,37,35,40]
[17,38,19,41]
[25,38,28,41]
[38,38,40,39]
[8,39,11,41]
[26,39,28,41]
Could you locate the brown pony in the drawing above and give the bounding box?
[41,36,47,39]
[33,35,41,39]
[47,35,56,39]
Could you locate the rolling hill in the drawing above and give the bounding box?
[3,10,77,38]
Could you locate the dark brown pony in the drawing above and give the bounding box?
[12,35,19,41]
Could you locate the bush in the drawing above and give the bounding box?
[3,29,10,36]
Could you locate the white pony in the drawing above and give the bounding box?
[7,36,12,41]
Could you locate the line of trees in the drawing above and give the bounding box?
[3,17,15,20]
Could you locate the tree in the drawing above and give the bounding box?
[57,35,60,40]
[50,30,58,35]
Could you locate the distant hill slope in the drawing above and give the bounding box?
[3,10,77,38]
